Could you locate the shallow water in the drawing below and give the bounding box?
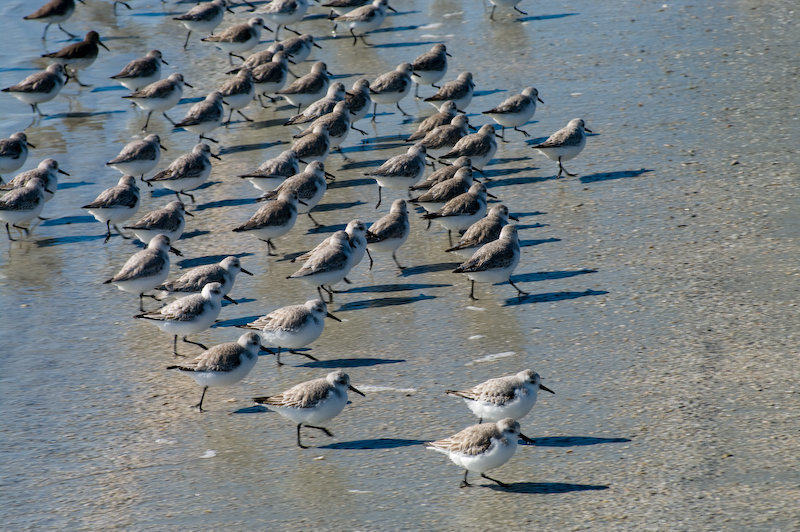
[1,0,798,529]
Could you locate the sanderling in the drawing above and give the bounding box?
[0,178,49,241]
[1,158,69,202]
[287,230,353,302]
[135,282,225,356]
[422,181,490,242]
[202,17,272,65]
[366,199,409,271]
[453,224,526,299]
[123,73,191,130]
[488,0,529,20]
[104,234,181,310]
[230,42,283,74]
[345,78,371,128]
[258,160,328,226]
[417,114,470,157]
[0,133,34,181]
[238,148,299,192]
[440,123,498,171]
[411,43,451,97]
[446,369,554,423]
[294,218,368,269]
[167,332,261,411]
[173,0,232,50]
[406,101,458,142]
[158,256,252,302]
[277,61,331,113]
[146,143,220,203]
[445,203,516,254]
[284,82,345,126]
[219,67,255,124]
[123,199,192,244]
[482,86,542,140]
[110,50,167,91]
[175,91,225,144]
[411,166,473,213]
[334,0,396,46]
[232,189,300,254]
[239,298,340,364]
[530,118,592,177]
[261,0,308,41]
[427,418,533,488]
[323,0,369,19]
[253,371,364,447]
[2,64,67,116]
[41,30,109,87]
[293,100,352,152]
[424,71,475,112]
[252,51,290,106]
[279,33,321,63]
[369,62,412,121]
[106,134,166,180]
[290,123,331,164]
[365,144,427,208]
[410,155,471,192]
[82,175,140,242]
[23,0,81,40]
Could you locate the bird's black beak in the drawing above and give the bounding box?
[445,52,452,57]
[159,144,168,151]
[508,213,519,221]
[226,6,236,13]
[184,82,194,89]
[348,384,366,396]
[387,5,397,12]
[240,267,254,276]
[519,433,535,445]
[313,42,323,49]
[326,311,342,322]
[99,41,110,52]
[184,210,194,217]
[487,191,498,199]
[584,126,593,133]
[537,97,544,104]
[169,246,182,256]
[58,168,70,176]
[324,171,335,180]
[26,142,36,149]
[45,188,54,194]
[540,384,555,394]
[223,295,239,304]
[161,59,169,66]
[288,58,297,65]
[211,152,222,160]
[263,23,273,32]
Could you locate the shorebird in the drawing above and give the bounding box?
[23,0,84,40]
[110,50,167,91]
[446,369,554,423]
[2,64,67,116]
[530,118,592,177]
[453,225,527,299]
[82,175,141,243]
[41,30,109,87]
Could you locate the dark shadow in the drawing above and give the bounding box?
[335,283,450,294]
[472,89,507,98]
[35,234,106,247]
[359,134,407,144]
[524,436,631,447]
[340,141,408,154]
[372,41,442,49]
[298,357,405,369]
[41,215,96,226]
[90,85,128,93]
[328,177,374,189]
[218,141,284,156]
[479,166,531,179]
[319,438,425,450]
[177,97,204,105]
[249,118,291,129]
[193,197,256,211]
[519,237,561,247]
[151,181,220,198]
[335,293,435,311]
[580,168,653,183]
[516,13,578,22]
[487,156,529,166]
[177,252,254,269]
[231,405,270,414]
[222,297,256,307]
[510,269,597,283]
[511,211,546,218]
[305,222,347,235]
[399,262,461,277]
[504,289,608,306]
[515,223,548,230]
[488,482,609,494]
[57,181,94,190]
[45,110,126,120]
[313,200,366,212]
[486,175,559,187]
[178,229,211,240]
[130,10,183,17]
[213,315,261,328]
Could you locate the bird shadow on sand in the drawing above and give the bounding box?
[487,174,559,187]
[231,405,270,415]
[150,181,220,198]
[218,141,284,156]
[335,283,450,294]
[35,234,107,247]
[328,177,375,189]
[515,12,578,23]
[193,197,256,211]
[580,168,653,183]
[45,110,126,120]
[213,315,261,328]
[176,252,255,269]
[487,482,609,494]
[399,261,461,277]
[518,237,561,247]
[510,269,597,283]
[372,40,442,49]
[314,200,367,212]
[524,436,631,447]
[334,293,436,311]
[318,438,425,450]
[503,289,608,306]
[297,357,406,369]
[40,215,96,226]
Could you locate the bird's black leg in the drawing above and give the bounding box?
[468,280,477,300]
[183,336,208,350]
[193,386,208,412]
[481,472,511,488]
[297,424,309,448]
[460,470,471,488]
[509,279,528,297]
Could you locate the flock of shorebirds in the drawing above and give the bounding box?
[1,0,592,488]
